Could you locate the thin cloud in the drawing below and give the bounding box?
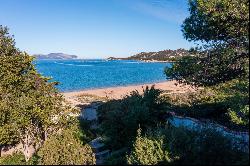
[127,0,188,23]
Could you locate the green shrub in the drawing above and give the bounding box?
[126,128,171,165]
[37,126,96,165]
[0,153,27,165]
[0,152,39,165]
[165,126,249,165]
[126,126,249,165]
[228,105,249,126]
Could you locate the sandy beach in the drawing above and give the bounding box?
[63,80,196,103]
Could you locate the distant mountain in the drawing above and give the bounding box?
[107,49,191,61]
[33,53,78,59]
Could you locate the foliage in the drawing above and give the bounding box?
[37,125,96,165]
[0,152,27,165]
[165,126,249,165]
[228,105,249,126]
[0,152,38,165]
[126,128,171,165]
[162,79,249,130]
[0,25,76,160]
[166,0,249,86]
[97,86,166,149]
[182,0,249,43]
[166,47,249,86]
[126,126,249,165]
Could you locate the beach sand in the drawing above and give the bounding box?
[63,80,196,104]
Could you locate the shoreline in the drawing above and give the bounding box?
[106,58,175,63]
[61,79,168,93]
[63,80,196,101]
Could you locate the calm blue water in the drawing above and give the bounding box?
[34,59,171,92]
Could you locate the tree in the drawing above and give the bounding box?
[0,25,74,160]
[166,0,249,86]
[37,126,96,165]
[182,0,249,43]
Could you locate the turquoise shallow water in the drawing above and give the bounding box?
[34,59,172,92]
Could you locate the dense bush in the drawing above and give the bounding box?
[126,126,249,165]
[97,86,166,149]
[37,125,95,165]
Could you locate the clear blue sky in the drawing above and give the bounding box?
[0,0,194,58]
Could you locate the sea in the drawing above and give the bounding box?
[34,59,172,92]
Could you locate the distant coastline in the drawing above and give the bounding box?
[106,57,174,63]
[107,48,191,62]
[33,53,78,60]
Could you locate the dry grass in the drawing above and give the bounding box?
[76,93,109,103]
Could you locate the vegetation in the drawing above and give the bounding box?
[162,79,249,131]
[0,25,78,160]
[37,124,95,165]
[0,152,38,165]
[1,0,249,165]
[97,85,249,165]
[127,126,249,165]
[0,119,96,165]
[108,48,191,61]
[97,86,166,150]
[165,0,249,130]
[99,1,249,165]
[126,128,171,165]
[125,49,190,61]
[166,0,249,86]
[0,25,94,164]
[77,93,108,103]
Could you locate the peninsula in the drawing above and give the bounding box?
[107,48,191,62]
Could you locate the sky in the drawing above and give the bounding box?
[0,0,194,59]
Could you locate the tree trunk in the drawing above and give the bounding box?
[21,133,36,162]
